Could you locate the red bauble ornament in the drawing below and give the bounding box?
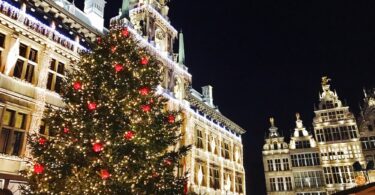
[141,105,151,112]
[164,159,172,166]
[168,115,175,123]
[124,131,135,140]
[140,57,149,65]
[152,172,159,178]
[97,37,102,44]
[87,102,97,111]
[111,46,117,53]
[93,143,104,153]
[114,64,124,72]
[73,81,82,90]
[122,28,129,37]
[100,169,110,180]
[63,127,70,133]
[34,163,44,174]
[39,137,47,145]
[139,87,150,96]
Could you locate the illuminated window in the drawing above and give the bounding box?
[323,166,354,184]
[277,177,284,191]
[222,141,230,159]
[47,59,65,93]
[194,160,206,186]
[275,159,282,171]
[195,127,204,149]
[282,158,289,170]
[39,120,49,136]
[235,174,243,193]
[12,43,38,84]
[0,109,28,156]
[270,178,276,191]
[267,159,274,171]
[209,166,220,190]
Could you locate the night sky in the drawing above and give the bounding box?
[74,1,375,194]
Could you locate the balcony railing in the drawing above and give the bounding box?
[0,0,86,54]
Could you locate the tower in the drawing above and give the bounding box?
[313,77,364,193]
[262,118,294,195]
[84,0,106,32]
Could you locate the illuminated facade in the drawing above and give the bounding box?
[263,77,366,195]
[359,89,375,163]
[0,0,246,194]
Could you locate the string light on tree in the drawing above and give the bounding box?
[22,27,189,195]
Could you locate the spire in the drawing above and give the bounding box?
[178,30,185,65]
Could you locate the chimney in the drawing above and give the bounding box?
[202,85,213,107]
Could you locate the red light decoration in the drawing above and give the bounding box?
[164,159,172,166]
[114,64,124,72]
[141,105,151,112]
[139,87,150,96]
[34,163,44,174]
[63,127,70,133]
[92,143,104,153]
[168,115,175,124]
[124,131,135,140]
[111,46,117,53]
[100,169,110,180]
[73,81,82,90]
[140,57,149,65]
[39,137,47,145]
[87,102,97,111]
[122,28,129,37]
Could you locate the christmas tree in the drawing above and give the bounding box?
[22,27,189,194]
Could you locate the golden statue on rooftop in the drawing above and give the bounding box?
[296,113,300,120]
[322,76,331,86]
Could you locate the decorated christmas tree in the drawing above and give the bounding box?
[22,27,189,194]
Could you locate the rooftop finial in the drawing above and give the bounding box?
[178,30,185,65]
[296,112,300,120]
[322,76,331,86]
[270,117,275,127]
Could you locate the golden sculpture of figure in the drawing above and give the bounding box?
[321,76,331,86]
[296,112,300,120]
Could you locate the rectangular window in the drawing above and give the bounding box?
[282,158,289,170]
[195,127,204,149]
[277,177,284,191]
[235,174,243,193]
[0,33,5,48]
[267,159,274,171]
[12,43,38,84]
[47,59,65,93]
[0,109,28,156]
[209,166,220,190]
[275,159,282,171]
[194,162,206,186]
[285,177,292,191]
[270,178,276,191]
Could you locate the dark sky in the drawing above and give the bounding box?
[77,0,375,194]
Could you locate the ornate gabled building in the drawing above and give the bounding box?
[290,113,325,195]
[313,77,364,193]
[263,118,294,194]
[358,89,375,162]
[262,77,369,195]
[0,0,246,194]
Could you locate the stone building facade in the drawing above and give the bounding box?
[263,77,369,195]
[0,0,246,194]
